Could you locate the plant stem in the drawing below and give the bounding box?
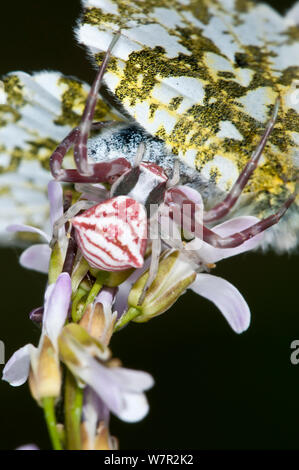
[114,307,141,332]
[71,286,88,322]
[84,274,103,310]
[43,397,62,450]
[65,370,83,450]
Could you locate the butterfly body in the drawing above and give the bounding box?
[87,122,222,203]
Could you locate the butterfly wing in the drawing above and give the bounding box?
[77,0,299,251]
[0,70,119,244]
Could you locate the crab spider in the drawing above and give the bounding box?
[49,35,296,274]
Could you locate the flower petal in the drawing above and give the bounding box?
[95,287,115,310]
[16,444,39,450]
[105,367,154,393]
[48,181,63,228]
[166,184,203,206]
[72,354,152,422]
[83,387,110,443]
[190,274,250,333]
[43,273,72,346]
[2,344,35,386]
[76,358,124,416]
[6,224,50,242]
[20,244,51,273]
[115,391,150,423]
[188,216,263,263]
[48,181,65,245]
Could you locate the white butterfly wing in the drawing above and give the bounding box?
[77,0,299,252]
[0,71,118,244]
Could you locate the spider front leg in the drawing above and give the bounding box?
[50,33,130,184]
[204,98,280,223]
[50,199,96,248]
[168,187,295,249]
[201,192,296,248]
[50,121,131,183]
[74,33,120,176]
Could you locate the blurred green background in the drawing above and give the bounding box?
[0,0,298,450]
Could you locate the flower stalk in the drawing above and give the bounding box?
[65,370,84,450]
[83,273,103,311]
[114,307,141,332]
[43,397,63,450]
[2,175,267,449]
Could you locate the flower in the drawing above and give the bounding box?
[79,287,117,345]
[2,273,72,398]
[127,250,196,321]
[81,387,118,450]
[186,215,265,333]
[59,323,154,422]
[6,180,65,273]
[117,185,264,334]
[16,444,39,451]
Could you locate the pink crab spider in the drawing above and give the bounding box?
[49,34,296,275]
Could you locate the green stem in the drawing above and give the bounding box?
[84,274,103,310]
[71,286,88,322]
[43,397,62,450]
[114,307,141,332]
[65,370,83,450]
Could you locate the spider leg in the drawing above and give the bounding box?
[50,200,95,248]
[50,126,79,179]
[201,192,295,248]
[50,121,131,183]
[204,98,280,223]
[73,33,120,176]
[166,160,180,188]
[138,238,162,306]
[133,142,146,167]
[169,189,295,249]
[137,214,162,305]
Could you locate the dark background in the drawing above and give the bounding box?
[0,0,298,450]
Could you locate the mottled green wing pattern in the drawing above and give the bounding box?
[0,71,118,241]
[78,0,299,220]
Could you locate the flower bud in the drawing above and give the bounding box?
[81,421,118,450]
[29,335,61,400]
[79,301,116,346]
[128,251,196,322]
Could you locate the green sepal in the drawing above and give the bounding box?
[48,242,64,284]
[128,251,196,321]
[89,267,134,287]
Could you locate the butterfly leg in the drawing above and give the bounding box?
[203,98,280,224]
[50,121,131,183]
[201,192,295,248]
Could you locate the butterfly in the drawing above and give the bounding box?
[0,0,298,252]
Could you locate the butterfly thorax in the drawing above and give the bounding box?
[87,122,223,206]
